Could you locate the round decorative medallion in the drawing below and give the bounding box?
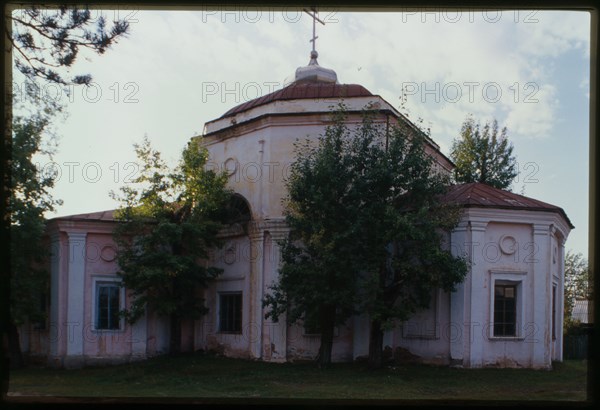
[499,235,517,255]
[224,157,238,176]
[100,245,117,262]
[224,243,236,265]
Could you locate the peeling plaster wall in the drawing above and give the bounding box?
[477,222,536,368]
[198,234,253,358]
[392,291,453,365]
[82,232,133,359]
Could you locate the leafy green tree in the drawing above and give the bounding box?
[111,137,232,355]
[564,251,592,332]
[450,115,517,190]
[263,108,366,367]
[355,116,468,369]
[263,107,468,368]
[8,93,64,368]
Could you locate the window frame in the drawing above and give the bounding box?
[493,283,518,337]
[488,270,526,340]
[218,291,243,334]
[91,276,125,332]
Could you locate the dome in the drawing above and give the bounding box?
[286,50,338,85]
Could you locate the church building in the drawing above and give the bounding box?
[20,30,573,370]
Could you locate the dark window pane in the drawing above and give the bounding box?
[108,286,120,329]
[219,293,242,332]
[493,284,517,337]
[97,284,120,330]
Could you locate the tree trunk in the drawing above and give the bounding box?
[368,319,384,369]
[9,321,24,369]
[169,313,181,356]
[317,304,336,368]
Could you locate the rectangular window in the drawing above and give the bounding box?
[96,284,121,330]
[219,293,242,333]
[494,284,517,337]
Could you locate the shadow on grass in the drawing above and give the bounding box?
[6,353,588,402]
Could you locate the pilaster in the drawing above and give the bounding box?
[131,306,147,359]
[263,222,289,362]
[247,223,264,359]
[64,231,87,368]
[532,223,552,368]
[449,221,469,365]
[48,232,61,362]
[555,235,567,361]
[468,220,488,368]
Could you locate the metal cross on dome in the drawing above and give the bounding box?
[303,7,325,53]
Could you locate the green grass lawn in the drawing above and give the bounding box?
[6,354,588,402]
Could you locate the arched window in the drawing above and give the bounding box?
[225,193,252,227]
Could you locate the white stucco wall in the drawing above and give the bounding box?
[449,209,570,369]
[42,220,164,367]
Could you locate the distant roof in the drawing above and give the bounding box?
[49,209,117,222]
[572,299,594,323]
[442,182,574,229]
[219,82,374,119]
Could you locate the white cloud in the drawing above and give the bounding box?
[516,11,590,58]
[504,84,559,136]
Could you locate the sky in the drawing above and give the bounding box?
[12,7,590,259]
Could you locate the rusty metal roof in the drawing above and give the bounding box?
[49,209,117,222]
[219,83,374,119]
[442,182,574,228]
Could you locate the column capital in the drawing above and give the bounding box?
[532,223,550,236]
[248,219,290,242]
[469,220,488,233]
[247,223,264,242]
[452,221,470,233]
[264,220,289,239]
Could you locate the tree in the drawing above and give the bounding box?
[8,94,63,368]
[450,115,517,190]
[111,137,232,355]
[4,6,130,369]
[564,251,592,331]
[263,108,367,367]
[8,5,129,85]
[355,116,468,369]
[263,107,468,368]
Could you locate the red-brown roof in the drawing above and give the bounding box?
[442,182,574,228]
[49,209,117,222]
[219,83,374,119]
